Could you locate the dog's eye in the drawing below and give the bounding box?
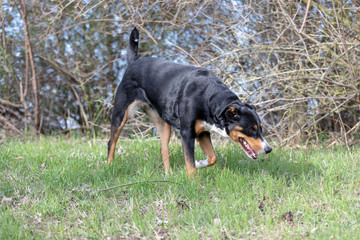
[249,127,257,133]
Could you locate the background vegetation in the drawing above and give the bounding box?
[0,0,359,145]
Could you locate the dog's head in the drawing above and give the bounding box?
[219,103,272,159]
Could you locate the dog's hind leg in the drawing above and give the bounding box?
[158,122,172,174]
[144,108,172,174]
[107,105,129,164]
[107,98,142,164]
[195,132,217,168]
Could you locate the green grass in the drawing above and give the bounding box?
[1,136,359,239]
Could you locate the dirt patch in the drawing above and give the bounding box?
[258,201,265,212]
[282,211,294,225]
[176,200,191,209]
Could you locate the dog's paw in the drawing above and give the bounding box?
[165,167,173,175]
[195,157,209,168]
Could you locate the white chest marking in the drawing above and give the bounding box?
[200,122,228,138]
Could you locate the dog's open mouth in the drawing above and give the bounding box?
[239,137,258,159]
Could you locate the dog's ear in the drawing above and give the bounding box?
[225,106,237,118]
[218,105,240,120]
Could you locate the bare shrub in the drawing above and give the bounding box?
[0,0,359,145]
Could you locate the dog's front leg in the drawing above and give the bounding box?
[195,132,217,168]
[180,130,196,177]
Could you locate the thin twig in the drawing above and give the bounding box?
[99,144,177,192]
[299,0,311,33]
[98,180,180,192]
[146,150,175,181]
[166,40,200,66]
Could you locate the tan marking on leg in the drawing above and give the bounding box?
[107,112,129,164]
[194,120,205,135]
[197,134,217,167]
[185,159,196,178]
[145,107,172,174]
[159,122,172,174]
[181,139,196,178]
[107,100,142,164]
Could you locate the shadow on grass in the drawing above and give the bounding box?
[97,141,322,186]
[221,149,322,183]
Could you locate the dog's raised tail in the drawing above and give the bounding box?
[127,27,139,63]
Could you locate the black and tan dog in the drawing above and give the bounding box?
[107,28,272,176]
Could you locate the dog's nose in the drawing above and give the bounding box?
[265,145,272,154]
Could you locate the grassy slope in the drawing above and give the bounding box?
[0,136,359,239]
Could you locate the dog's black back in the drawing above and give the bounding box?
[122,57,240,131]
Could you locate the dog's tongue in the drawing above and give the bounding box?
[241,138,258,159]
[245,143,257,158]
[248,148,258,159]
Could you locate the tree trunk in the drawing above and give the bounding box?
[20,0,40,132]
